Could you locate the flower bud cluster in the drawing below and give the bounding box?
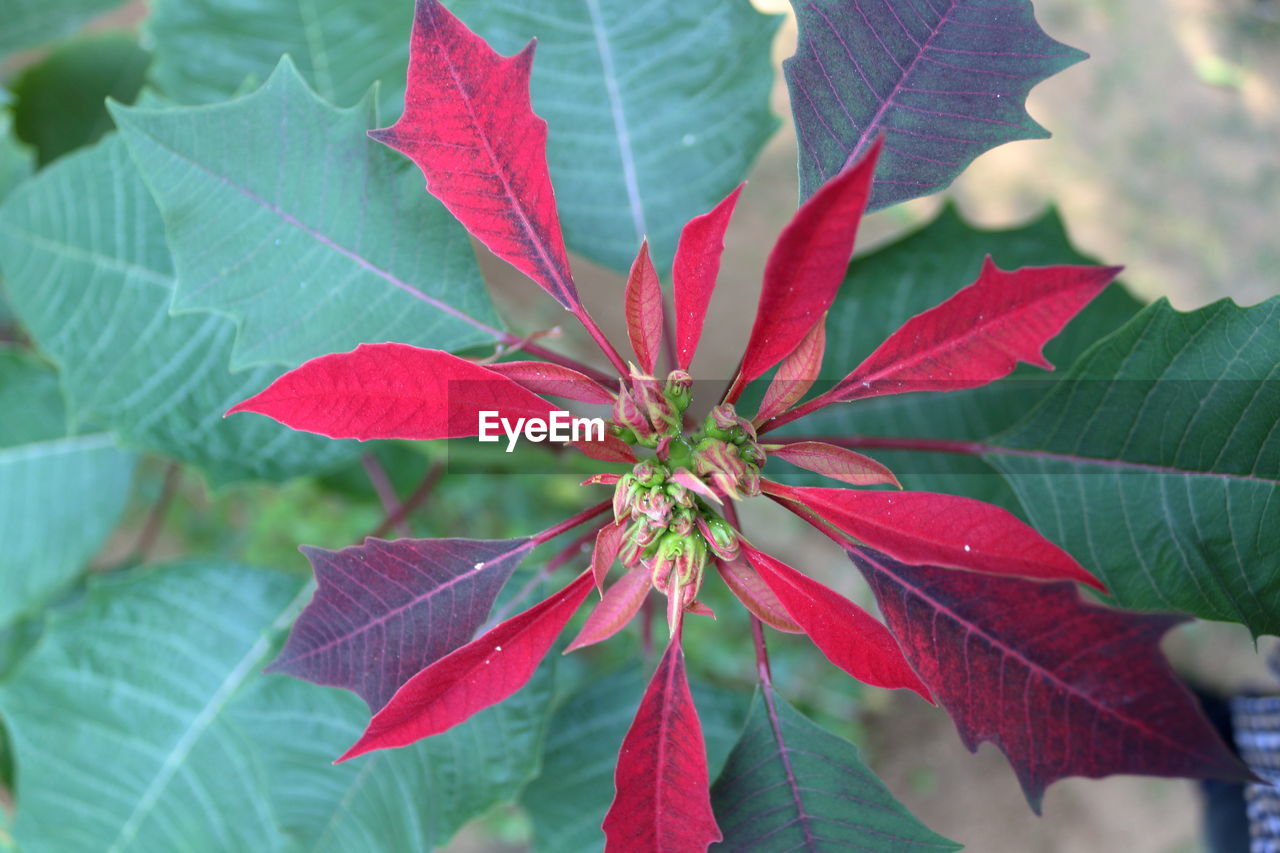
[690,404,764,499]
[610,368,694,446]
[612,458,742,626]
[605,373,761,628]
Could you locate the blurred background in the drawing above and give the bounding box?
[1,0,1277,851]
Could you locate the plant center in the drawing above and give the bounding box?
[607,368,766,610]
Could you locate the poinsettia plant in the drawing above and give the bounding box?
[1,0,1276,850]
[221,1,1255,848]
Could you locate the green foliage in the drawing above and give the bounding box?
[10,32,148,165]
[0,135,359,483]
[0,561,556,851]
[145,0,412,118]
[110,59,495,371]
[711,689,959,851]
[0,114,33,203]
[0,349,134,628]
[142,0,779,277]
[989,296,1280,634]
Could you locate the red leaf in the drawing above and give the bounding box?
[338,570,594,761]
[581,473,621,486]
[767,441,900,488]
[270,536,533,711]
[565,566,650,652]
[227,343,555,441]
[741,543,930,700]
[726,139,882,401]
[849,545,1254,810]
[370,0,578,309]
[826,259,1122,403]
[577,432,638,464]
[672,184,743,369]
[603,638,721,851]
[484,360,615,405]
[591,520,627,592]
[766,482,1104,590]
[714,555,801,634]
[753,317,825,426]
[624,241,663,375]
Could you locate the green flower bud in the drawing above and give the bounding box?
[664,370,694,412]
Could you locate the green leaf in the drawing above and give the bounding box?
[0,349,134,628]
[769,206,1143,510]
[985,297,1280,635]
[711,689,959,851]
[522,663,748,853]
[0,114,33,203]
[0,561,556,852]
[0,0,124,57]
[0,135,358,483]
[449,0,781,273]
[145,0,412,119]
[0,561,298,850]
[110,58,497,370]
[10,32,149,166]
[236,643,556,852]
[143,0,780,277]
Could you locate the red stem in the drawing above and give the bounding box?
[572,306,631,379]
[361,453,410,537]
[532,500,612,546]
[756,390,837,434]
[489,521,605,625]
[365,461,444,540]
[516,335,619,388]
[751,613,818,848]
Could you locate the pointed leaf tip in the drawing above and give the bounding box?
[624,240,664,375]
[768,483,1105,591]
[673,183,744,369]
[729,139,882,400]
[740,543,930,699]
[373,0,578,310]
[826,260,1123,405]
[226,343,557,442]
[270,536,534,710]
[786,0,1089,206]
[603,638,721,851]
[337,569,595,761]
[850,546,1254,809]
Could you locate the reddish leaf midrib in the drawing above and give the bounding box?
[762,683,819,850]
[862,550,1217,763]
[275,539,533,667]
[834,291,1062,399]
[427,2,574,307]
[837,0,959,169]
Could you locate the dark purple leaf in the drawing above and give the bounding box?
[848,545,1254,810]
[785,0,1086,205]
[269,536,533,710]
